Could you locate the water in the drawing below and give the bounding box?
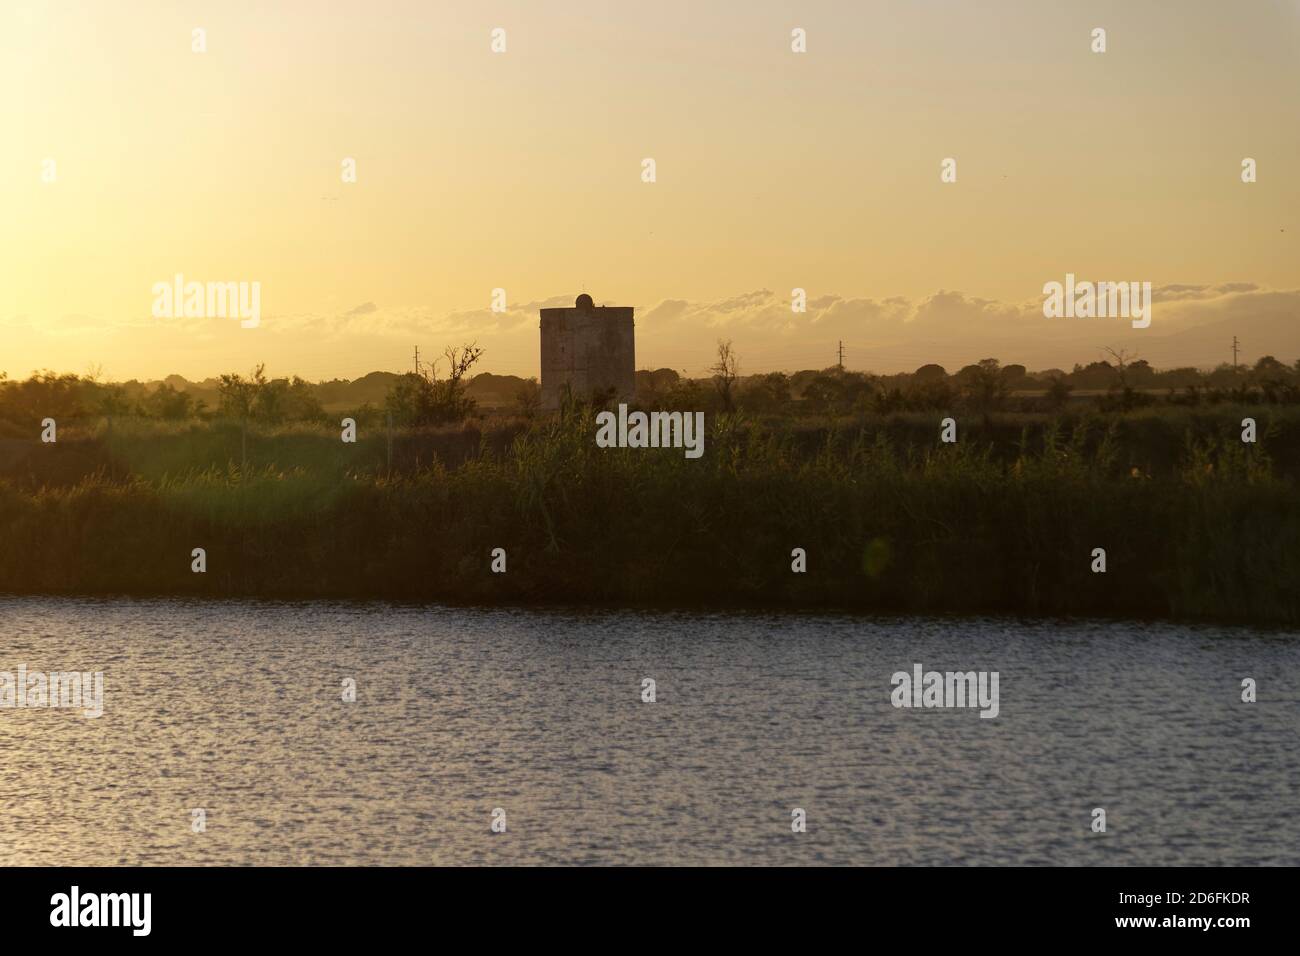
[0,597,1296,866]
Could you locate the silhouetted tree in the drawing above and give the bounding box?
[1045,375,1073,411]
[710,340,740,412]
[385,343,484,425]
[958,358,1008,421]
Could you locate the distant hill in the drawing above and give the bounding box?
[1134,307,1300,370]
[464,373,533,408]
[312,372,401,410]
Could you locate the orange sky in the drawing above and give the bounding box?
[3,0,1297,380]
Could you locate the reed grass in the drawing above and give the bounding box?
[0,410,1294,623]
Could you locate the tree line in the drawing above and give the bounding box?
[3,342,1298,432]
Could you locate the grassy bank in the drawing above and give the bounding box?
[0,410,1295,624]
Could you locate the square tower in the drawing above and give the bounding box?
[539,294,635,410]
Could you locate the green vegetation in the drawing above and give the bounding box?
[0,396,1295,624]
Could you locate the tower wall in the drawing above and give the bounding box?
[539,303,635,410]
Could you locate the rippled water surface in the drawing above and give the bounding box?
[0,597,1296,865]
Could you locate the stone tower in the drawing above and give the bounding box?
[539,294,635,410]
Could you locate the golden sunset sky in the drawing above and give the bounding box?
[3,0,1297,380]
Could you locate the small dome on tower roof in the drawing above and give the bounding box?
[575,293,594,309]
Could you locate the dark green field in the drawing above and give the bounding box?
[1,405,1295,625]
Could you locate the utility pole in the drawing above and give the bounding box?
[413,345,421,377]
[837,340,845,370]
[1232,336,1240,373]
